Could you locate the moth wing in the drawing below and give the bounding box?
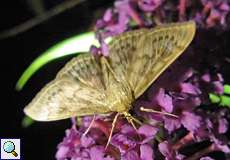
[24,54,110,121]
[56,53,106,90]
[107,29,148,81]
[128,21,196,97]
[108,21,195,98]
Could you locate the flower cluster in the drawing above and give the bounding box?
[56,0,230,159]
[91,0,230,56]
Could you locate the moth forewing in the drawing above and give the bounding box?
[24,78,77,121]
[24,55,113,121]
[126,21,196,98]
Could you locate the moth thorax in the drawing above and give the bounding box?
[107,80,133,113]
[109,89,133,113]
[115,103,132,113]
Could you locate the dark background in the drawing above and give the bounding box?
[0,0,114,159]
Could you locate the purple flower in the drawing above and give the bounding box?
[201,0,230,27]
[81,135,95,148]
[154,88,173,113]
[121,150,140,160]
[140,144,154,160]
[138,0,163,12]
[120,144,154,160]
[201,72,224,94]
[138,124,159,137]
[111,133,137,154]
[104,9,113,22]
[211,136,230,153]
[200,157,214,160]
[201,73,211,82]
[56,146,69,160]
[106,0,131,35]
[181,111,201,132]
[111,124,157,158]
[163,116,180,133]
[179,82,201,95]
[101,41,109,57]
[158,141,185,160]
[218,118,228,134]
[158,141,173,159]
[56,127,81,160]
[90,45,100,56]
[212,81,224,94]
[138,124,159,143]
[90,146,114,160]
[56,120,116,160]
[163,111,201,133]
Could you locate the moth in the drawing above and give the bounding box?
[24,21,196,147]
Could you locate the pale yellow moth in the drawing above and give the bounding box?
[24,21,196,147]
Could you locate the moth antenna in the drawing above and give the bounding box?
[105,113,120,150]
[130,119,143,140]
[140,107,178,118]
[83,114,96,137]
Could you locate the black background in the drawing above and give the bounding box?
[0,0,114,159]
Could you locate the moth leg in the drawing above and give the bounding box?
[105,113,120,149]
[140,107,178,118]
[129,119,138,131]
[71,117,77,127]
[123,112,143,140]
[130,116,142,125]
[123,112,142,125]
[123,111,142,132]
[83,114,96,136]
